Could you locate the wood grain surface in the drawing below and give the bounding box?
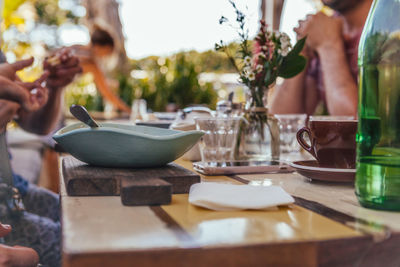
[121,177,172,205]
[60,157,400,267]
[62,156,200,196]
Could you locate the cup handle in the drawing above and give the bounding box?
[296,127,316,158]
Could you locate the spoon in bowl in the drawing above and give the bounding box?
[69,104,99,128]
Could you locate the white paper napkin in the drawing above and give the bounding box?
[188,182,295,211]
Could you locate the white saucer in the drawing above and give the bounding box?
[290,160,355,182]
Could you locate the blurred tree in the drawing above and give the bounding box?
[1,0,231,112]
[130,54,218,112]
[2,0,84,49]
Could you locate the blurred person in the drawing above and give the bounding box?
[0,49,81,267]
[0,223,39,267]
[270,0,373,116]
[69,28,131,113]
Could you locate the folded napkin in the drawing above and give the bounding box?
[188,182,294,211]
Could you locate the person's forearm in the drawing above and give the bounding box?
[317,42,358,116]
[269,70,307,114]
[17,88,63,135]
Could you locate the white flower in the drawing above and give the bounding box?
[281,49,289,56]
[262,45,268,51]
[256,64,263,73]
[248,72,256,81]
[281,40,291,50]
[244,56,252,65]
[280,32,289,40]
[275,32,281,39]
[243,66,252,74]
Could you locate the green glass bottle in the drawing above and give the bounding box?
[356,0,400,210]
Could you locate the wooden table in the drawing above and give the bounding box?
[60,156,400,267]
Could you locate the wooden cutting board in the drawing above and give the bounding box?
[62,156,200,206]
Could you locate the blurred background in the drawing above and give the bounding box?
[0,0,322,115]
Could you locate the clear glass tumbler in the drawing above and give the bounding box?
[275,114,307,154]
[195,117,240,162]
[130,99,148,122]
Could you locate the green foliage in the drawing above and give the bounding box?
[34,0,81,26]
[122,53,218,112]
[118,74,135,107]
[216,1,307,108]
[277,37,307,79]
[64,74,104,112]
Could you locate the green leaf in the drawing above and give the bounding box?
[290,36,307,56]
[264,69,271,84]
[264,70,277,87]
[277,55,307,78]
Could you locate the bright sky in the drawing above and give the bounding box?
[119,0,261,59]
[119,0,316,59]
[58,0,317,60]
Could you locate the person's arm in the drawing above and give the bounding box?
[17,48,81,135]
[317,41,358,116]
[296,12,358,116]
[269,63,319,115]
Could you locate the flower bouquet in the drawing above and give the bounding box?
[216,0,307,159]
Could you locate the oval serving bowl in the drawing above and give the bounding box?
[53,122,204,168]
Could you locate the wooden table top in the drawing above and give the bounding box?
[60,156,400,267]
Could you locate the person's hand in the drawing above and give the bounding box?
[0,73,49,113]
[0,224,40,267]
[0,58,34,81]
[294,12,343,53]
[0,223,12,238]
[16,72,49,110]
[0,244,39,267]
[43,47,82,90]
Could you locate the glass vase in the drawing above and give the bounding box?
[235,106,280,160]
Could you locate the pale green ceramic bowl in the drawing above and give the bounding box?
[53,122,204,168]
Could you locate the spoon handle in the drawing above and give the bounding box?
[70,104,99,128]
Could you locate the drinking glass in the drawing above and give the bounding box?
[195,117,240,162]
[130,99,148,122]
[275,114,307,154]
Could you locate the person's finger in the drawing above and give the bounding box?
[32,87,49,107]
[10,57,34,71]
[0,223,12,237]
[0,77,30,106]
[16,71,50,91]
[53,66,83,77]
[15,80,35,90]
[35,71,50,85]
[52,57,80,69]
[60,48,74,62]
